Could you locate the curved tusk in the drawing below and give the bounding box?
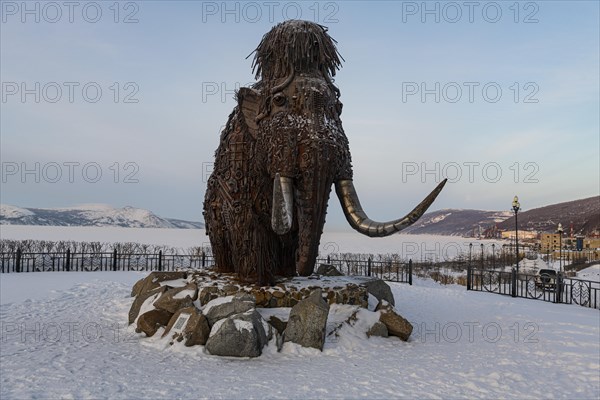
[271,173,294,235]
[335,178,448,237]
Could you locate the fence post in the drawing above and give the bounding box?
[327,255,330,264]
[467,262,471,290]
[202,251,206,267]
[112,249,118,272]
[511,268,517,297]
[555,273,562,304]
[367,258,372,277]
[158,250,163,272]
[408,259,413,285]
[15,248,22,273]
[65,249,71,272]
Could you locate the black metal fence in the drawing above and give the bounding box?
[467,266,599,310]
[323,256,412,284]
[3,249,597,309]
[0,249,413,284]
[0,249,214,273]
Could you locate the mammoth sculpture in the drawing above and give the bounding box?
[203,20,447,285]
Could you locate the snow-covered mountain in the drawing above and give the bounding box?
[400,209,512,236]
[0,204,204,229]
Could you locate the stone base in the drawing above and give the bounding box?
[190,269,370,308]
[128,269,412,355]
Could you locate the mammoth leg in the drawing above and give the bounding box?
[203,191,235,273]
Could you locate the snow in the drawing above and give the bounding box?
[201,295,234,313]
[209,318,226,337]
[136,292,161,323]
[233,319,254,333]
[0,271,145,305]
[1,272,598,398]
[173,289,196,300]
[577,264,600,283]
[515,255,551,274]
[0,204,34,219]
[256,307,291,322]
[367,293,379,310]
[159,278,188,288]
[430,212,452,223]
[0,203,192,228]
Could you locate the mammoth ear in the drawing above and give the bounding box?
[237,87,260,139]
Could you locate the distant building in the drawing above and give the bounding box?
[581,237,600,250]
[501,231,538,241]
[540,234,600,262]
[540,233,561,251]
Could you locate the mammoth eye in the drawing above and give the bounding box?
[272,93,286,107]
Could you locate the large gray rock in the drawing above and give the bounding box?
[358,278,395,306]
[205,310,271,357]
[128,286,166,325]
[316,264,344,276]
[283,289,329,350]
[376,300,412,341]
[136,309,173,337]
[154,283,198,314]
[366,321,389,338]
[203,292,255,326]
[162,306,210,346]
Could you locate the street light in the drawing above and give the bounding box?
[469,243,473,266]
[492,243,496,269]
[512,196,521,274]
[480,243,484,269]
[557,223,563,273]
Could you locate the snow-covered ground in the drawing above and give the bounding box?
[578,264,600,283]
[1,225,504,261]
[1,272,598,399]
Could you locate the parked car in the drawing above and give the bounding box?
[536,269,557,290]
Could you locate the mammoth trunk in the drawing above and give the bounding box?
[293,147,337,276]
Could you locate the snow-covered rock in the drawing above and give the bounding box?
[202,293,255,326]
[205,310,271,357]
[283,289,329,350]
[375,300,413,341]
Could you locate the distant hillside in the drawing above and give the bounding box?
[401,209,511,236]
[0,204,204,229]
[400,196,599,237]
[496,196,599,235]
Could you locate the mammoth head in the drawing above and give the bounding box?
[249,19,342,83]
[237,20,344,135]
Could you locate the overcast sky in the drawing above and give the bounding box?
[1,1,598,229]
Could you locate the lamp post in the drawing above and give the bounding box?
[492,243,496,269]
[557,223,563,273]
[512,196,521,274]
[469,243,473,266]
[480,243,484,269]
